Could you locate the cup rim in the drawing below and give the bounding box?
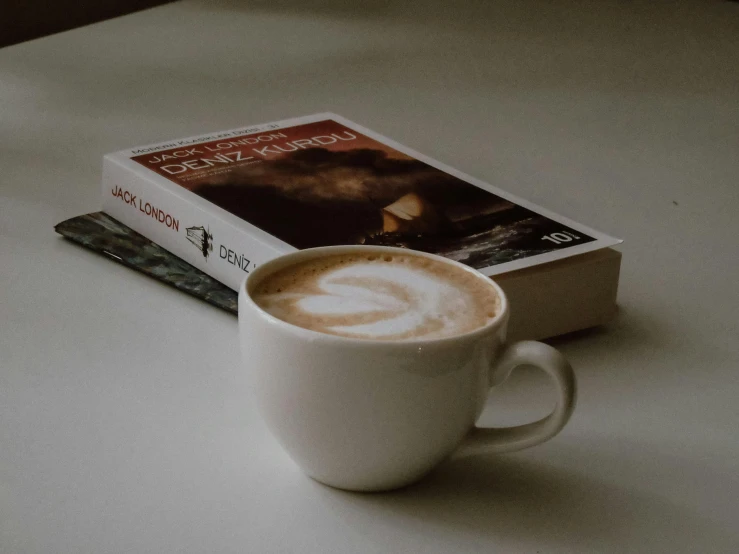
[241,245,509,347]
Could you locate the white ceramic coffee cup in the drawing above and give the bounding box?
[239,245,576,492]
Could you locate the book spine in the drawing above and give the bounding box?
[101,157,288,290]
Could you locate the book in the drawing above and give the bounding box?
[55,211,238,315]
[98,113,622,339]
[54,212,621,341]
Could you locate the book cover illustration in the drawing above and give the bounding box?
[123,115,619,275]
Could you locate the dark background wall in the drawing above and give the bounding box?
[1,0,174,48]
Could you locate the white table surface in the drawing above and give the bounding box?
[2,1,738,552]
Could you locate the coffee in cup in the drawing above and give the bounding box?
[239,245,576,492]
[251,251,500,341]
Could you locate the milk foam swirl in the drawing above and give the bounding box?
[252,253,499,341]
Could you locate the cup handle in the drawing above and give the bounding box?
[456,340,577,456]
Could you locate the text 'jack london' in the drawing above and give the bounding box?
[111,185,179,232]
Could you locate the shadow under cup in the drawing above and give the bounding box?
[238,245,574,492]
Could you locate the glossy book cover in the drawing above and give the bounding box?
[102,113,620,290]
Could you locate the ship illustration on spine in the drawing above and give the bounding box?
[186,225,213,260]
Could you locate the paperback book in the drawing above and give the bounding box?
[102,113,619,288]
[58,114,623,340]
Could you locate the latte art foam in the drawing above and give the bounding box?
[252,253,500,340]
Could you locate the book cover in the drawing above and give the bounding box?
[102,113,620,291]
